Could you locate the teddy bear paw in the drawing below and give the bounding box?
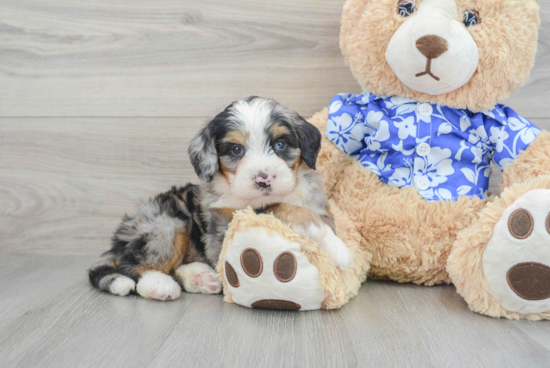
[222,227,326,311]
[483,189,550,313]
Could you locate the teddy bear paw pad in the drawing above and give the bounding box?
[223,227,325,311]
[483,189,550,313]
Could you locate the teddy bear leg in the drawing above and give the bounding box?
[216,208,370,311]
[221,225,326,311]
[218,209,326,311]
[448,176,550,320]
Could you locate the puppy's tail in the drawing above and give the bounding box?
[88,256,136,296]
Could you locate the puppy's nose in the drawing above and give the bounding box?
[416,35,448,59]
[255,172,273,189]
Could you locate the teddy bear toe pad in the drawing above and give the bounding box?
[483,189,550,313]
[223,227,325,311]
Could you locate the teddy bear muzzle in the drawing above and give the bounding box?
[385,0,479,95]
[415,35,448,81]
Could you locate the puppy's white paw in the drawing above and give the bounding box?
[175,262,222,295]
[109,276,136,296]
[318,227,353,270]
[136,271,181,301]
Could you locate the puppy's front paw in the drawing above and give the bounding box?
[175,262,222,295]
[109,276,136,296]
[319,229,353,270]
[136,271,181,301]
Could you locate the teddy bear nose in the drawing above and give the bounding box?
[416,35,448,59]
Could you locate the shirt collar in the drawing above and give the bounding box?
[350,92,507,124]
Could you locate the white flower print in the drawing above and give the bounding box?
[454,140,469,161]
[482,109,496,119]
[457,185,472,196]
[414,147,455,187]
[394,117,416,140]
[384,96,414,111]
[470,146,484,164]
[435,188,453,200]
[459,115,472,132]
[389,159,414,187]
[489,126,510,153]
[418,188,453,201]
[329,100,343,114]
[508,115,540,146]
[326,112,365,154]
[468,126,492,151]
[437,123,453,136]
[362,152,392,176]
[365,111,390,152]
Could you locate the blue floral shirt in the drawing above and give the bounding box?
[326,93,541,201]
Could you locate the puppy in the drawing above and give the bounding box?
[89,97,353,300]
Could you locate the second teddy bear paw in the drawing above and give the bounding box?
[222,227,326,311]
[483,189,550,313]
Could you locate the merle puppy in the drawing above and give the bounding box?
[89,97,353,300]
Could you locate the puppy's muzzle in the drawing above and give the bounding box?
[255,172,273,189]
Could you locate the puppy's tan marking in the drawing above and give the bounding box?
[293,156,302,174]
[169,231,190,271]
[223,130,249,146]
[220,164,234,179]
[135,231,189,276]
[268,123,290,140]
[213,207,238,220]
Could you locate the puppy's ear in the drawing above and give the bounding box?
[295,116,322,170]
[188,126,218,183]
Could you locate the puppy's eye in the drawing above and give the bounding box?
[398,1,416,17]
[463,10,481,27]
[232,145,244,156]
[274,141,286,151]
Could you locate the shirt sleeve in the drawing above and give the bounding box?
[485,105,541,171]
[325,94,368,156]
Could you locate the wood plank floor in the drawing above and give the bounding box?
[0,255,549,368]
[1,0,550,367]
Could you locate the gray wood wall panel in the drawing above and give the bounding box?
[1,118,548,255]
[0,118,202,255]
[0,0,358,118]
[0,0,549,118]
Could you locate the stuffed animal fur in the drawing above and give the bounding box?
[218,0,550,319]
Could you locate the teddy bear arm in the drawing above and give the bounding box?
[500,131,550,191]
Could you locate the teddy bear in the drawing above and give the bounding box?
[216,0,550,320]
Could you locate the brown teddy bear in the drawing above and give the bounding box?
[217,0,550,320]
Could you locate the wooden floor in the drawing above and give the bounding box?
[1,256,550,368]
[1,1,550,367]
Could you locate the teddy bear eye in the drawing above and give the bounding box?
[398,1,416,17]
[463,10,481,27]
